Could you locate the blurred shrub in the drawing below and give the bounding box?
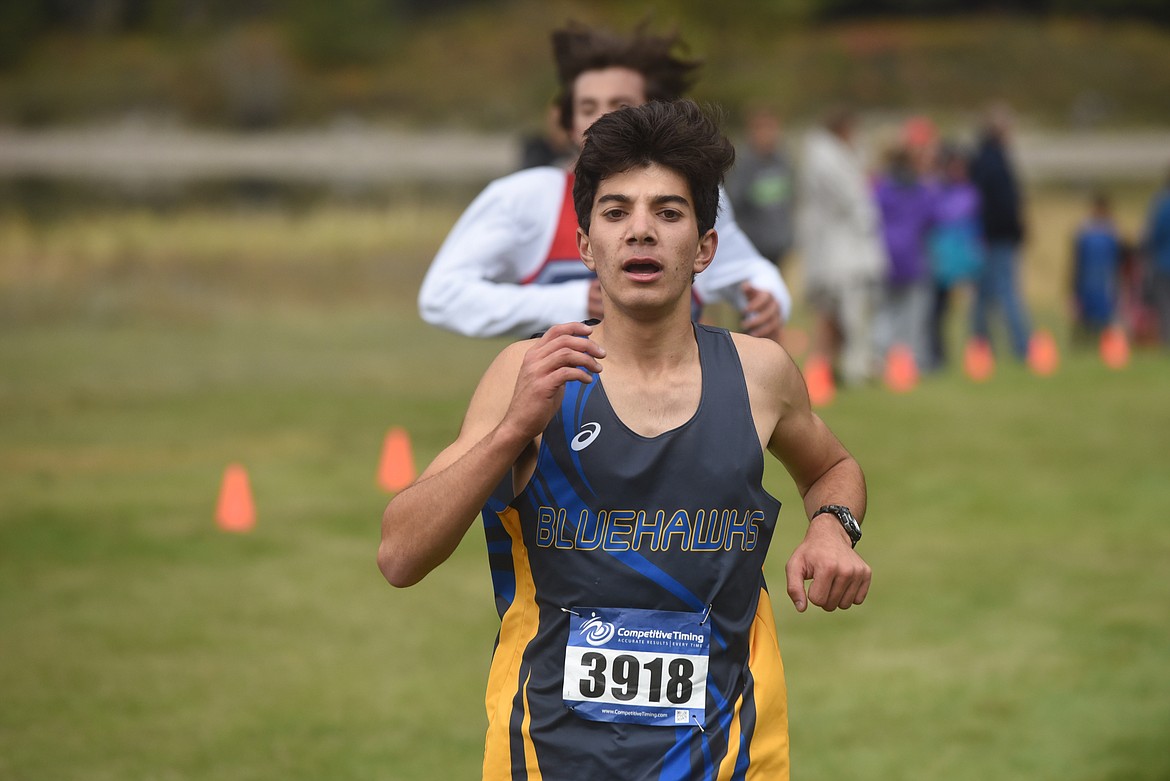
[285,0,403,68]
[1,1,1169,128]
[209,25,292,128]
[0,3,45,70]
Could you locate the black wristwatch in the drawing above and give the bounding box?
[812,505,862,548]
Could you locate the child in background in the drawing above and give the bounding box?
[1071,191,1124,343]
[927,143,984,370]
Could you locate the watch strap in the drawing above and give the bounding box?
[812,504,861,548]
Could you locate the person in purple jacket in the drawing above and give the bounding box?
[872,143,937,370]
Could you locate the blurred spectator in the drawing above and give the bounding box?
[927,143,984,369]
[872,141,936,370]
[797,106,887,385]
[1070,191,1124,343]
[1118,242,1160,347]
[969,103,1033,360]
[518,104,572,170]
[901,114,939,178]
[726,106,796,269]
[1143,165,1170,347]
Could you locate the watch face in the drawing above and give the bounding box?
[833,507,861,542]
[823,505,861,544]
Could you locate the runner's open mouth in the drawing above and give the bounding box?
[623,260,662,274]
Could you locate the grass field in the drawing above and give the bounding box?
[2,187,1169,780]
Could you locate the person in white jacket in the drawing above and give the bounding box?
[419,21,792,342]
[797,107,887,385]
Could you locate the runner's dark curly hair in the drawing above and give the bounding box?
[573,100,734,237]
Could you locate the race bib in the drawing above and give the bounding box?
[563,606,709,728]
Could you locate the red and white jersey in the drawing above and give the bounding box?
[419,166,793,339]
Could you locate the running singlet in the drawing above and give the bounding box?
[522,173,594,287]
[480,324,790,780]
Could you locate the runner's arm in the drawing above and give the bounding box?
[378,323,605,586]
[419,172,593,338]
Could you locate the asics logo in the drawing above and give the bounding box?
[570,422,602,452]
[580,614,615,646]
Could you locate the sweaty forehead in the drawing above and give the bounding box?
[595,163,693,206]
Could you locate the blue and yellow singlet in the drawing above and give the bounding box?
[481,324,789,780]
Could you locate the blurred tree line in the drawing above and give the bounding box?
[3,0,1166,69]
[0,0,483,68]
[1,0,1168,129]
[816,0,1169,19]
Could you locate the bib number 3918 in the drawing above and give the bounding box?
[563,606,709,728]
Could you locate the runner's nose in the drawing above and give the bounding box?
[625,206,656,244]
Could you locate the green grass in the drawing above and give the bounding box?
[2,197,1169,780]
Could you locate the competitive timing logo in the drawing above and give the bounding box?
[579,613,615,646]
[570,422,602,452]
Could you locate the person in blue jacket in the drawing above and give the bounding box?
[1071,191,1124,342]
[1143,165,1170,347]
[968,104,1033,360]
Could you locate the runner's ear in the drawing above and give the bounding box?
[693,229,717,276]
[578,227,596,271]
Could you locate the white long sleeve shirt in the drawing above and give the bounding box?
[418,166,792,338]
[796,129,887,289]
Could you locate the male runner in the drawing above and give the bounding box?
[418,21,791,342]
[381,100,870,780]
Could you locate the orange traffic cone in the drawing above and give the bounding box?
[1027,329,1060,377]
[883,344,919,393]
[1099,325,1130,370]
[963,338,995,383]
[378,427,417,493]
[216,463,256,533]
[802,355,836,408]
